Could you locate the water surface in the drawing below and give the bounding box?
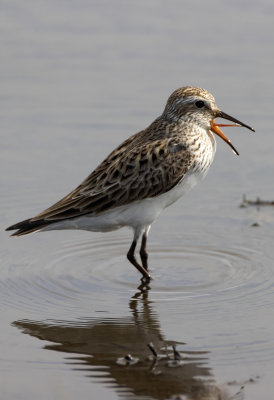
[1,1,274,399]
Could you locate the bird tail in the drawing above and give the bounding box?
[5,218,51,236]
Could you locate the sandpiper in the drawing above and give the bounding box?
[6,87,254,280]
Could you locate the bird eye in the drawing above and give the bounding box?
[195,100,205,108]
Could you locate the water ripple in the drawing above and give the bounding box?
[1,231,273,319]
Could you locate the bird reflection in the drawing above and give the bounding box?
[13,280,224,400]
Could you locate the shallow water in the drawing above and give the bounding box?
[1,1,274,399]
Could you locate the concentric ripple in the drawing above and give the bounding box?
[2,224,274,370]
[1,229,273,318]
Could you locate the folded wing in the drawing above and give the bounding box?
[6,137,194,235]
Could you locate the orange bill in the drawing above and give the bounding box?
[210,111,255,156]
[210,119,239,155]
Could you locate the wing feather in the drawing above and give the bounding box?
[31,136,194,222]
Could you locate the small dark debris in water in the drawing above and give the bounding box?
[248,376,260,383]
[227,375,260,386]
[229,385,245,400]
[167,345,184,367]
[147,342,158,358]
[172,345,182,360]
[240,194,274,208]
[147,342,184,369]
[251,222,260,227]
[147,342,167,361]
[116,354,139,366]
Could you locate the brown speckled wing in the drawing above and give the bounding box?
[32,131,194,222]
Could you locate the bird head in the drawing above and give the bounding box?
[163,86,255,155]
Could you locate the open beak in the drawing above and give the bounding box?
[210,111,255,156]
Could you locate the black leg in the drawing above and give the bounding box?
[127,239,150,279]
[140,232,148,270]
